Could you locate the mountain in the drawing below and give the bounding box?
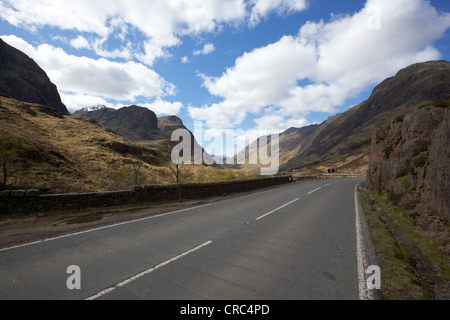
[73,105,159,141]
[75,106,215,163]
[0,38,69,115]
[267,60,450,173]
[157,115,185,136]
[73,105,108,113]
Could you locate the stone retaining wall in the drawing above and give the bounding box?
[0,176,292,214]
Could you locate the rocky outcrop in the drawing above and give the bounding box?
[0,38,69,115]
[158,115,185,135]
[74,105,159,141]
[366,102,449,244]
[104,140,158,165]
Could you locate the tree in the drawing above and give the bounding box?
[130,160,144,185]
[157,136,194,202]
[157,137,189,184]
[0,131,18,190]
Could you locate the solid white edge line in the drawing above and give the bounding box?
[355,183,373,300]
[86,240,213,300]
[256,198,300,221]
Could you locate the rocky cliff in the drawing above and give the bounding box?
[366,98,449,245]
[74,105,159,141]
[0,38,69,115]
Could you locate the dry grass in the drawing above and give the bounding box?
[359,187,450,300]
[0,96,266,193]
[0,96,165,192]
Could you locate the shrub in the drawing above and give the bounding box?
[413,141,431,157]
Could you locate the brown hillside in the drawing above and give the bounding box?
[0,95,160,193]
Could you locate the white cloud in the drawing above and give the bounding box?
[249,0,308,26]
[189,0,450,130]
[70,36,91,50]
[141,99,183,116]
[194,43,216,56]
[253,113,309,133]
[181,56,190,64]
[0,0,249,65]
[1,34,176,107]
[60,93,112,113]
[0,0,309,66]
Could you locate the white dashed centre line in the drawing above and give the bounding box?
[307,187,322,195]
[86,240,213,300]
[256,198,300,221]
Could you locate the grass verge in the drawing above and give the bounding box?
[358,186,450,300]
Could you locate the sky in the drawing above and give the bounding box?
[1,0,450,154]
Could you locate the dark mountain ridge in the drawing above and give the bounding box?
[74,105,159,141]
[0,38,69,115]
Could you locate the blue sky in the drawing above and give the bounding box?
[1,0,450,145]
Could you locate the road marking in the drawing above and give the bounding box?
[355,184,374,300]
[256,198,300,221]
[324,183,332,187]
[307,187,321,195]
[86,240,213,300]
[0,203,215,253]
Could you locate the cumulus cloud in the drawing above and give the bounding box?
[141,99,183,116]
[189,0,450,130]
[1,35,176,110]
[70,36,91,50]
[249,0,308,26]
[0,1,311,115]
[0,0,242,65]
[194,43,216,56]
[60,93,112,113]
[0,0,308,66]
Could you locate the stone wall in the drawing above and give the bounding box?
[0,176,292,214]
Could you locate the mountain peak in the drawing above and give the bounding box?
[0,38,69,115]
[73,105,159,141]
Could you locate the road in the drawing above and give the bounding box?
[0,178,368,300]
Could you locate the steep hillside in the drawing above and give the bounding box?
[0,39,69,115]
[278,61,450,173]
[0,95,161,193]
[74,105,159,141]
